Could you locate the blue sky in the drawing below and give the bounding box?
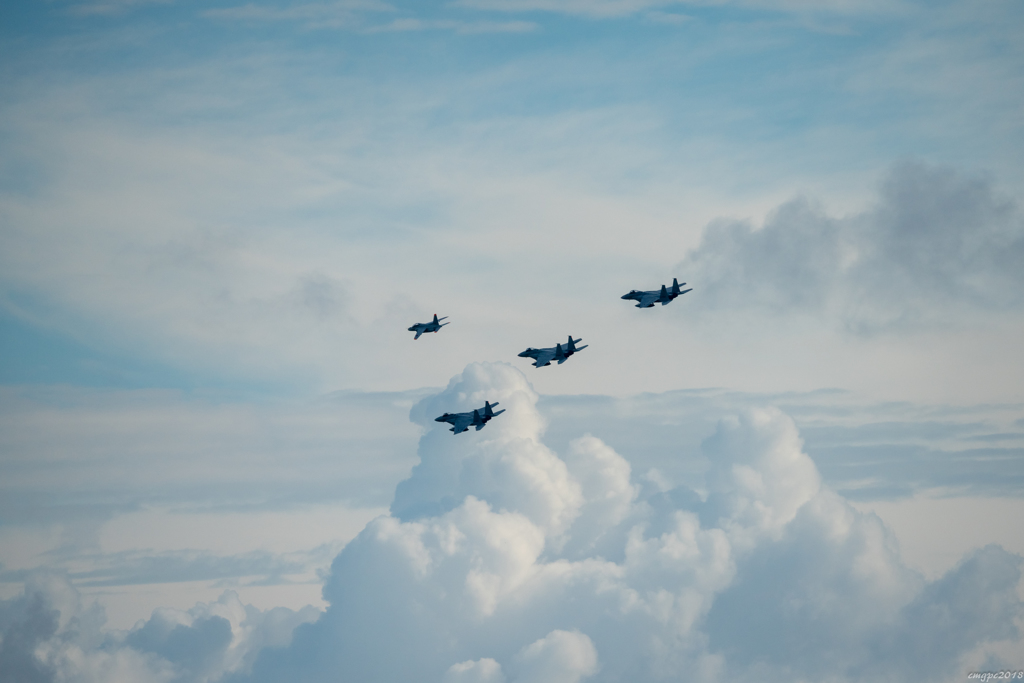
[3,0,1023,398]
[1,1,1023,681]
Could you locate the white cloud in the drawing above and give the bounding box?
[444,657,507,683]
[853,496,1024,580]
[677,162,1024,333]
[66,0,173,18]
[364,18,538,33]
[396,363,583,540]
[203,0,394,28]
[0,575,317,683]
[451,0,904,18]
[510,630,599,683]
[450,0,682,19]
[3,364,1022,681]
[701,408,822,548]
[4,381,1021,632]
[235,363,1024,682]
[560,435,638,558]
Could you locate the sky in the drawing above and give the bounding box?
[1,0,1023,681]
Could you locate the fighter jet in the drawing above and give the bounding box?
[435,401,505,434]
[518,336,588,368]
[621,278,692,308]
[408,314,449,340]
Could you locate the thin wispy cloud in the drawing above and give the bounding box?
[451,0,683,18]
[452,0,906,18]
[65,0,173,17]
[642,10,691,24]
[364,17,538,33]
[203,0,394,28]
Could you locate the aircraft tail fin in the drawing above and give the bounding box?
[483,402,504,421]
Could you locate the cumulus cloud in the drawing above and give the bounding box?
[0,589,60,683]
[237,363,1024,682]
[443,657,506,683]
[3,363,1021,682]
[678,162,1024,332]
[510,629,599,683]
[0,576,318,683]
[394,363,582,540]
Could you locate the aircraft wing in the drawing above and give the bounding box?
[638,291,659,308]
[449,413,473,434]
[532,348,556,367]
[413,328,423,339]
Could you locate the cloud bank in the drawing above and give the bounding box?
[238,363,1023,682]
[2,363,1022,682]
[0,574,318,683]
[678,162,1024,332]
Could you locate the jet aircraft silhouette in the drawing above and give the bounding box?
[408,314,449,340]
[518,336,588,368]
[434,401,505,434]
[621,278,691,308]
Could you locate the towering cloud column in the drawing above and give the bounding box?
[240,363,1023,683]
